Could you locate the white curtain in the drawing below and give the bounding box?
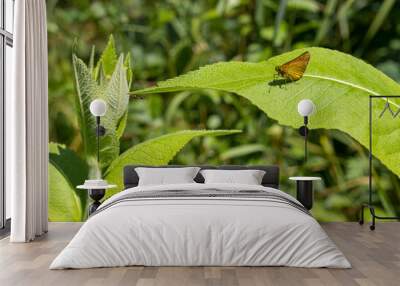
[8,0,48,242]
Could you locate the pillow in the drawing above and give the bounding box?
[135,167,201,186]
[200,169,266,185]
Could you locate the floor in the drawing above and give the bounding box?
[0,222,399,286]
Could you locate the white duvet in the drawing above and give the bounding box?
[50,183,351,269]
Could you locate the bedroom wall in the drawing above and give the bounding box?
[46,0,400,222]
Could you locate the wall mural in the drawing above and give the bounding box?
[47,0,400,221]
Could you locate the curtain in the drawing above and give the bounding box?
[8,0,48,242]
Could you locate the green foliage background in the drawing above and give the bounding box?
[47,0,400,221]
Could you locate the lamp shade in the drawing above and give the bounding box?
[89,99,107,117]
[297,99,315,117]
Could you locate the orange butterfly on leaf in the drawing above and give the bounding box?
[275,51,310,81]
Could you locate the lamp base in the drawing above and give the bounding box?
[88,189,105,215]
[296,180,313,210]
[299,126,309,137]
[96,125,106,136]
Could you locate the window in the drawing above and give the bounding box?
[1,0,14,231]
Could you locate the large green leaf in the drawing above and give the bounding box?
[96,55,130,169]
[134,47,400,177]
[49,163,82,221]
[104,130,241,197]
[99,35,118,78]
[73,36,133,175]
[104,55,129,125]
[49,143,88,221]
[49,143,89,207]
[72,54,97,163]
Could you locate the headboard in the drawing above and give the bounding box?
[123,165,280,189]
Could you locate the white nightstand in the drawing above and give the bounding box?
[77,181,117,215]
[289,177,321,210]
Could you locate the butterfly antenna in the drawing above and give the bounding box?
[379,98,393,118]
[388,101,395,117]
[394,104,400,118]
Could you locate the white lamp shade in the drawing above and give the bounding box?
[89,99,107,117]
[297,99,315,117]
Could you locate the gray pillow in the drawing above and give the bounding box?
[200,169,266,185]
[135,167,201,186]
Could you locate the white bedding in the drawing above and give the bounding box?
[50,183,351,269]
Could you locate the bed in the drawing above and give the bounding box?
[50,165,351,269]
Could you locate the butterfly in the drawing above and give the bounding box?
[275,51,310,81]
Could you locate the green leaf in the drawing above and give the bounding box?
[49,143,87,221]
[72,54,97,160]
[273,0,288,47]
[337,0,355,40]
[165,91,191,125]
[98,128,120,172]
[124,52,133,88]
[73,37,132,176]
[314,0,337,45]
[49,143,89,209]
[287,0,319,13]
[220,144,267,160]
[96,55,130,169]
[100,34,118,78]
[88,45,96,74]
[325,194,353,208]
[116,111,128,139]
[312,201,347,222]
[105,55,129,124]
[134,47,400,178]
[362,0,395,49]
[104,130,241,197]
[49,163,82,221]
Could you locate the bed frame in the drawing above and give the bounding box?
[123,165,280,189]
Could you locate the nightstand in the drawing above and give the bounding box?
[289,177,321,210]
[77,181,117,215]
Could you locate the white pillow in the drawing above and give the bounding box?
[135,167,201,186]
[200,169,266,185]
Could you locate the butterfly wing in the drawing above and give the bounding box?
[278,51,310,81]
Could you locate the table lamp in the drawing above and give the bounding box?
[297,99,316,163]
[89,99,107,172]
